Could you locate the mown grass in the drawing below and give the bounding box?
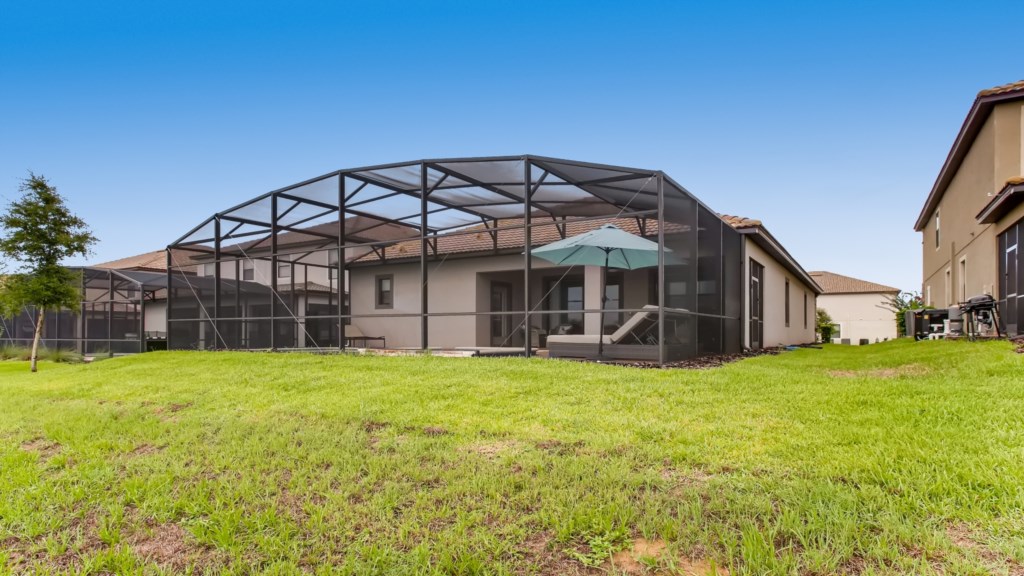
[1,339,1023,575]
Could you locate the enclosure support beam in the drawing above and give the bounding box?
[338,176,346,351]
[270,195,279,350]
[213,217,221,350]
[656,173,666,366]
[523,159,533,358]
[420,162,429,350]
[107,271,114,358]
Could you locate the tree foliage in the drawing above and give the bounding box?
[816,308,836,342]
[0,173,96,371]
[876,291,930,337]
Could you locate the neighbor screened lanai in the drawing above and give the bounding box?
[166,156,744,363]
[0,267,167,354]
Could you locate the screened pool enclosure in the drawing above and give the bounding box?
[167,156,745,363]
[0,268,167,354]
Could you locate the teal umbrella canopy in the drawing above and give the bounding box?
[528,224,670,359]
[528,224,667,269]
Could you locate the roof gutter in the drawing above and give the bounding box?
[737,226,823,294]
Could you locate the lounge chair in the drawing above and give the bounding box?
[546,305,687,361]
[345,324,386,349]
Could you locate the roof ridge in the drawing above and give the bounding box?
[977,79,1024,98]
[808,270,900,294]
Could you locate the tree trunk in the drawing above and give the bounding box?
[30,309,44,373]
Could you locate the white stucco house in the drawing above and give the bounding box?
[809,271,900,345]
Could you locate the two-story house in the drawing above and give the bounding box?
[914,80,1024,335]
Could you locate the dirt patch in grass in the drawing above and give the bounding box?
[468,440,523,459]
[607,538,727,575]
[827,364,931,378]
[5,513,104,571]
[423,426,449,436]
[536,439,584,454]
[661,467,713,491]
[154,402,192,416]
[130,522,218,571]
[947,523,1024,575]
[518,531,595,575]
[128,443,164,457]
[363,420,389,433]
[20,437,62,462]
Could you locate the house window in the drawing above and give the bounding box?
[935,210,941,249]
[203,263,216,277]
[926,285,932,306]
[376,274,393,309]
[278,256,291,278]
[785,278,790,327]
[944,267,952,306]
[958,257,967,302]
[242,260,254,281]
[803,291,808,329]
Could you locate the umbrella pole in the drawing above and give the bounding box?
[598,250,608,360]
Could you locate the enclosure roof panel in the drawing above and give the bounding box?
[169,156,695,249]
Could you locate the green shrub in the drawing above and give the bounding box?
[0,345,30,360]
[42,347,83,364]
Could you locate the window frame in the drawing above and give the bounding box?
[242,260,254,281]
[803,291,808,330]
[375,274,394,309]
[785,277,791,328]
[278,256,292,279]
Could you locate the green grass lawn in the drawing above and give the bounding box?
[2,340,1023,575]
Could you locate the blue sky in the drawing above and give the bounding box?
[2,0,1022,292]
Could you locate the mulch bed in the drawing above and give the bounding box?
[1011,336,1024,353]
[598,347,785,369]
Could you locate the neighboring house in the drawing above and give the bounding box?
[809,271,899,344]
[166,156,820,361]
[0,259,170,354]
[914,80,1024,335]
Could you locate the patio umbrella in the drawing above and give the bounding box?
[528,224,667,358]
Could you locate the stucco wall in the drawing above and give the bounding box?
[922,101,1024,306]
[817,293,896,344]
[145,301,166,335]
[348,254,654,349]
[744,238,816,347]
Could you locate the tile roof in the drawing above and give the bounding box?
[977,80,1024,98]
[719,215,762,229]
[354,214,762,263]
[93,249,168,271]
[808,271,899,295]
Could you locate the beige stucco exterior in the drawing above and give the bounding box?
[921,101,1024,306]
[743,238,817,347]
[817,293,896,344]
[347,254,657,349]
[347,237,817,350]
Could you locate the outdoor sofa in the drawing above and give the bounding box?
[545,304,687,361]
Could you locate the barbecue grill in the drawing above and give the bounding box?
[958,294,1002,340]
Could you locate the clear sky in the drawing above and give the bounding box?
[2,0,1022,292]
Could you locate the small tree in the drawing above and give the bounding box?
[816,308,836,342]
[0,174,96,372]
